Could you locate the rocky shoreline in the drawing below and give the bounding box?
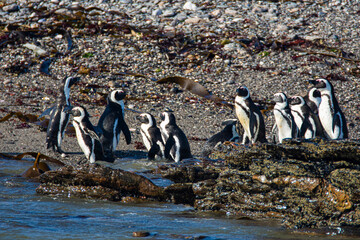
[35,138,360,231]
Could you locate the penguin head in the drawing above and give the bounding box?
[273,93,287,103]
[137,113,156,126]
[236,86,250,99]
[309,79,333,92]
[109,89,126,105]
[273,93,289,108]
[288,96,305,106]
[62,76,79,102]
[160,112,176,125]
[70,106,89,122]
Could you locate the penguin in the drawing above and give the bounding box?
[201,119,244,157]
[309,78,348,139]
[303,88,321,115]
[69,106,104,163]
[97,89,131,159]
[271,93,298,143]
[159,112,192,162]
[46,76,79,154]
[137,113,166,160]
[288,96,324,139]
[234,86,266,144]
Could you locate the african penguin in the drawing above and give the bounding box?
[97,89,131,159]
[69,106,104,163]
[234,86,266,144]
[201,119,243,157]
[159,112,192,162]
[304,88,321,115]
[271,93,298,144]
[46,76,79,154]
[309,78,348,139]
[288,96,324,139]
[137,113,166,160]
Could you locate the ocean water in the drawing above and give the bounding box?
[0,158,357,240]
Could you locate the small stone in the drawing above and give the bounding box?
[23,43,47,56]
[225,9,237,16]
[183,1,197,11]
[185,16,202,24]
[210,9,221,17]
[3,4,20,12]
[163,9,176,17]
[152,9,162,16]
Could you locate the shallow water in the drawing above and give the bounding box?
[0,158,357,240]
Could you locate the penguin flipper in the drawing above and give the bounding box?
[271,124,278,144]
[84,128,101,141]
[249,112,256,141]
[164,135,175,160]
[121,122,132,145]
[332,112,342,139]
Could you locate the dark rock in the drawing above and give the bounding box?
[36,164,167,201]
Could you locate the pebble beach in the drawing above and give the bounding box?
[0,0,359,160]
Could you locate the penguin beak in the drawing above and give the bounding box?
[308,80,317,85]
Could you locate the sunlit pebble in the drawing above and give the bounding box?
[55,34,63,40]
[61,153,67,158]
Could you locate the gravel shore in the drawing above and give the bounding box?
[0,0,359,162]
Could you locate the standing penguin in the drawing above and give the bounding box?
[159,112,192,162]
[97,89,131,159]
[46,76,79,154]
[272,93,298,143]
[304,88,321,115]
[137,113,166,160]
[69,106,104,163]
[234,86,266,144]
[289,96,324,139]
[309,78,348,139]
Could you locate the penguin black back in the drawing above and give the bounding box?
[234,86,266,144]
[138,113,166,159]
[159,112,192,162]
[309,78,348,139]
[46,76,79,154]
[98,89,131,159]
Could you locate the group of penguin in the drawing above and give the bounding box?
[45,76,192,163]
[233,78,348,145]
[44,76,348,164]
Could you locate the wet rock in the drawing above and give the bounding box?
[194,139,360,229]
[36,164,167,201]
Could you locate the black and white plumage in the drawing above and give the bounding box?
[159,112,192,162]
[70,106,104,163]
[234,86,266,144]
[137,113,166,160]
[304,88,321,115]
[46,76,79,153]
[97,90,131,159]
[272,93,298,143]
[201,119,243,157]
[289,96,324,139]
[309,78,348,139]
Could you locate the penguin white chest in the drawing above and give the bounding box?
[73,121,91,159]
[274,109,292,140]
[318,96,334,138]
[140,124,152,151]
[112,118,119,152]
[235,98,250,133]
